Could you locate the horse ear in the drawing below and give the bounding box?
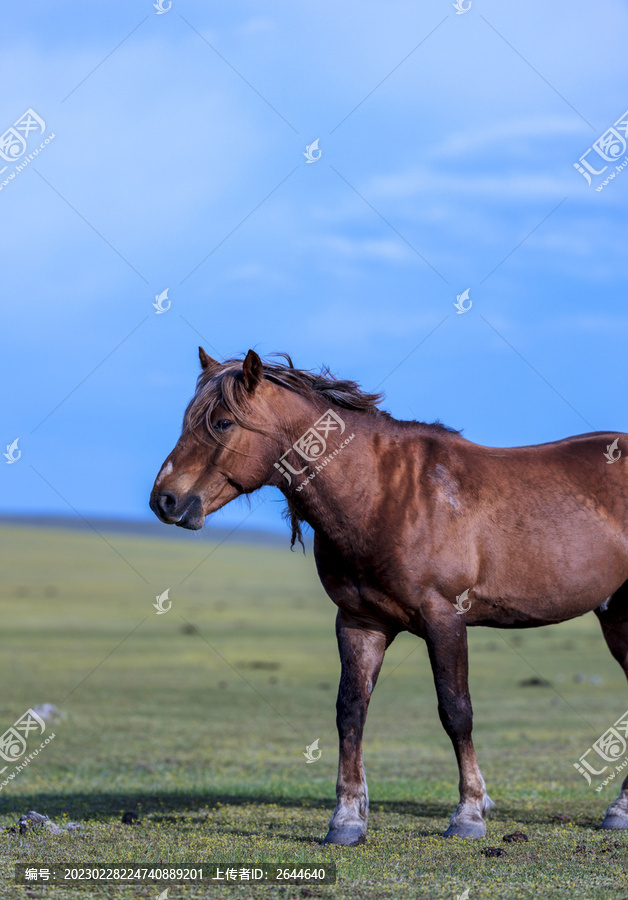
[198,346,219,372]
[242,349,264,393]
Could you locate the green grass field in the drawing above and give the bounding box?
[1,523,627,899]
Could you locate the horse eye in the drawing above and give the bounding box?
[213,419,234,432]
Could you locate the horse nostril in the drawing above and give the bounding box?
[157,491,177,516]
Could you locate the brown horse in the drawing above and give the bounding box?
[150,348,628,844]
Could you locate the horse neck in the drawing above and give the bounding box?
[273,401,382,545]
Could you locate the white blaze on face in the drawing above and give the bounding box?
[155,460,173,487]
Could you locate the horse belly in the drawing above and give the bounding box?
[466,519,628,627]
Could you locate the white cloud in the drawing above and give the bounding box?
[313,235,412,261]
[427,115,586,160]
[366,168,574,203]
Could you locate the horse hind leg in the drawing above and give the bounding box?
[595,582,628,829]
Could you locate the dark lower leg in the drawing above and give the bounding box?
[596,594,628,829]
[324,611,394,845]
[422,603,491,838]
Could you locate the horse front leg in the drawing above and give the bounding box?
[324,610,395,845]
[421,596,493,838]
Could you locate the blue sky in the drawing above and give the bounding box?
[2,0,628,535]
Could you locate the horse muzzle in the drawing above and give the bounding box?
[150,491,205,530]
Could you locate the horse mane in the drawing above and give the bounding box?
[183,352,386,434]
[183,352,458,550]
[182,353,385,551]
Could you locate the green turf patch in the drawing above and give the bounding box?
[1,525,627,899]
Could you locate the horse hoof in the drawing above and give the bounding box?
[322,826,366,846]
[443,820,486,839]
[600,813,628,830]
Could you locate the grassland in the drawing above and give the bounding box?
[0,523,627,899]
